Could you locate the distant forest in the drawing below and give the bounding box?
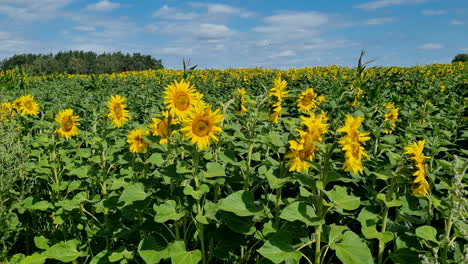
[0,51,164,75]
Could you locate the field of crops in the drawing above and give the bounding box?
[0,62,467,264]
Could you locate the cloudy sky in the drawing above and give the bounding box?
[0,0,467,68]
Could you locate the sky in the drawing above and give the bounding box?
[0,0,467,69]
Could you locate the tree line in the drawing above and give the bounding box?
[0,51,164,75]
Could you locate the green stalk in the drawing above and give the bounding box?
[377,206,389,264]
[243,142,254,191]
[315,224,322,264]
[192,148,207,264]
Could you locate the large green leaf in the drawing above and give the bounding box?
[154,200,185,223]
[257,232,302,264]
[169,241,201,264]
[280,202,324,226]
[217,211,256,235]
[218,191,263,216]
[326,186,360,211]
[138,236,169,264]
[415,225,439,244]
[44,240,82,262]
[118,183,149,207]
[34,236,50,250]
[329,228,374,264]
[203,162,226,178]
[183,184,209,200]
[19,253,46,264]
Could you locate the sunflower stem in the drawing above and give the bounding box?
[192,147,207,264]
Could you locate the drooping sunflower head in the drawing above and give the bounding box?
[55,108,80,139]
[0,102,14,120]
[149,111,173,144]
[127,128,150,153]
[14,94,40,116]
[404,140,429,163]
[297,88,325,113]
[300,112,328,142]
[164,79,199,120]
[181,106,223,150]
[285,130,318,172]
[269,76,288,99]
[107,94,130,128]
[411,178,430,196]
[337,114,370,174]
[235,88,248,115]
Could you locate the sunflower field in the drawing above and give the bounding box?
[0,62,467,264]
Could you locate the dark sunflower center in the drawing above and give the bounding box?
[301,93,314,106]
[158,121,167,136]
[193,119,210,137]
[63,116,74,132]
[175,93,190,111]
[113,104,122,119]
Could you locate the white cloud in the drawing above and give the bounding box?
[0,0,72,21]
[269,50,296,58]
[420,43,444,50]
[451,20,466,25]
[195,3,254,18]
[158,47,194,55]
[421,9,447,15]
[74,26,96,32]
[365,17,398,25]
[86,0,120,12]
[153,5,198,20]
[355,0,427,11]
[154,22,235,40]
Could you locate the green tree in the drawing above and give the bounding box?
[452,53,468,63]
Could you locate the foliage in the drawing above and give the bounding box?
[0,62,467,264]
[452,53,468,63]
[0,51,164,75]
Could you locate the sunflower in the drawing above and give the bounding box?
[14,94,40,116]
[383,102,399,134]
[55,109,80,139]
[405,140,430,196]
[300,112,329,141]
[149,111,173,144]
[127,128,150,153]
[181,106,223,150]
[235,88,248,115]
[337,115,370,174]
[286,131,318,172]
[268,77,288,124]
[107,95,130,128]
[297,88,325,113]
[0,102,14,120]
[164,79,201,120]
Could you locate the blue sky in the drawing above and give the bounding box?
[0,0,467,69]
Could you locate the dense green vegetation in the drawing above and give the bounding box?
[0,51,164,75]
[0,63,467,264]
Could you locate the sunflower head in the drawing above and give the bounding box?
[404,140,429,163]
[0,102,14,120]
[127,128,150,153]
[108,94,130,128]
[164,79,202,120]
[235,88,248,115]
[55,109,80,139]
[149,111,173,144]
[14,94,39,116]
[337,115,370,174]
[285,130,319,172]
[181,106,223,150]
[269,76,288,99]
[297,88,324,113]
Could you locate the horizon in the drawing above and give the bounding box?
[0,0,467,69]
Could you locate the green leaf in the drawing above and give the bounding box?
[147,153,165,167]
[280,202,324,226]
[330,230,374,264]
[327,186,360,211]
[218,191,263,217]
[19,253,46,264]
[68,166,90,178]
[154,200,185,223]
[268,131,284,147]
[169,241,202,264]
[389,248,421,264]
[217,211,255,235]
[44,240,82,262]
[34,236,50,250]
[118,183,149,207]
[204,162,226,178]
[89,250,110,264]
[28,200,53,211]
[415,226,439,243]
[138,236,169,264]
[183,184,209,200]
[376,194,403,208]
[261,166,292,189]
[257,232,302,264]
